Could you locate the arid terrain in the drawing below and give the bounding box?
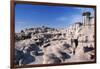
[15,12,95,66]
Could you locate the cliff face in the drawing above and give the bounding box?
[15,22,95,65]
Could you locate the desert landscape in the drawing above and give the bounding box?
[15,11,95,66]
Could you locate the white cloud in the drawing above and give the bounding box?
[73,7,84,11]
[56,16,68,21]
[70,15,82,25]
[15,21,26,24]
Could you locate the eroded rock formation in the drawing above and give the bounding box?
[15,12,95,66]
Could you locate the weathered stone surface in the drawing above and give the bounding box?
[15,12,95,65]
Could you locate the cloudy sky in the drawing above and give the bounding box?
[15,4,94,32]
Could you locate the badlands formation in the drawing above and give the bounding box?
[15,12,95,65]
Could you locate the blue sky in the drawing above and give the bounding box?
[15,4,94,32]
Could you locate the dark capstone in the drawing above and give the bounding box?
[82,12,91,16]
[28,44,40,51]
[43,43,51,48]
[21,53,35,65]
[83,46,94,52]
[59,51,71,61]
[47,54,61,64]
[15,49,24,65]
[63,43,71,49]
[90,54,95,59]
[15,49,36,65]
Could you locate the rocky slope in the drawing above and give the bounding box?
[15,25,95,66]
